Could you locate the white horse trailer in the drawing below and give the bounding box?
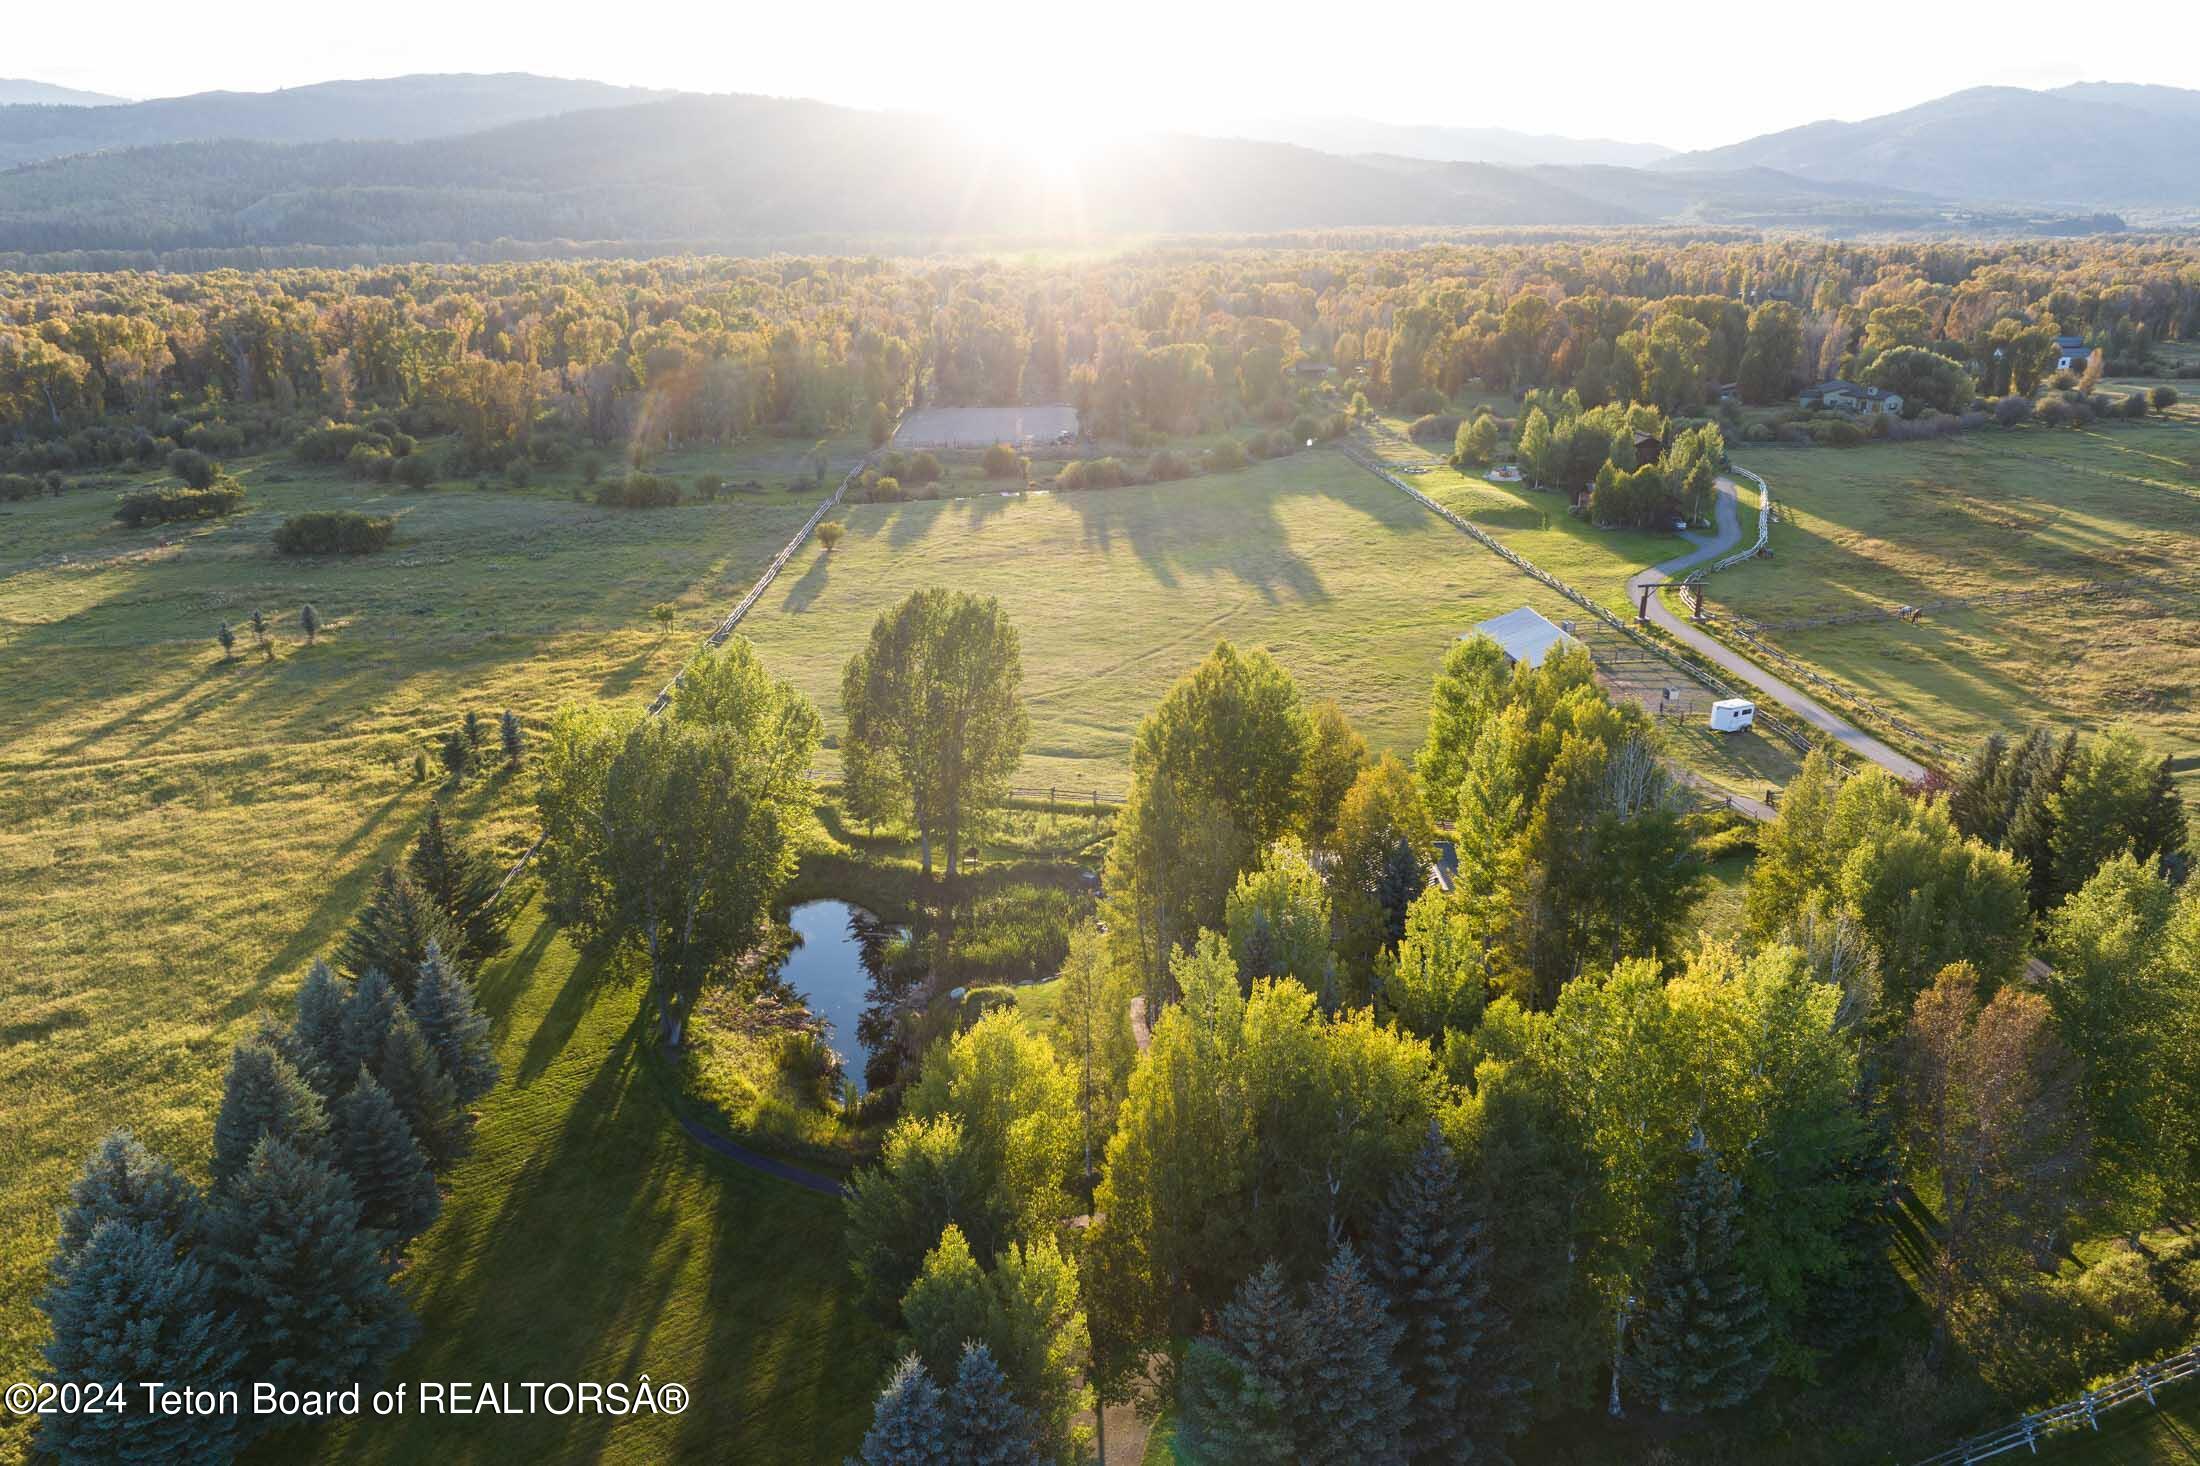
[1709,699,1756,733]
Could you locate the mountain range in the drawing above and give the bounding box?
[0,73,678,169]
[0,78,128,107]
[1662,82,2200,206]
[0,74,2190,256]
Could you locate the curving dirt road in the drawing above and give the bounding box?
[1625,475,1928,785]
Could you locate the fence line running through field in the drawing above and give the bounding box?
[1912,1342,2200,1465]
[1342,441,1813,755]
[488,462,862,901]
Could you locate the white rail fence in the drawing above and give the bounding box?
[1913,1342,2200,1465]
[1692,466,1773,581]
[488,461,862,901]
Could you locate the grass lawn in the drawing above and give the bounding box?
[2045,1387,2200,1465]
[1366,414,1691,614]
[739,450,1597,797]
[302,899,889,1466]
[1704,422,2200,793]
[0,435,850,1446]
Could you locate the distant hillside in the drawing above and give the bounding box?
[0,96,1637,252]
[1215,115,1674,167]
[0,72,684,168]
[0,79,127,107]
[0,92,2118,256]
[1661,83,2200,205]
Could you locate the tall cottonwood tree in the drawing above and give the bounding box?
[841,588,1028,880]
[1102,642,1310,995]
[536,639,819,1046]
[1899,964,2089,1353]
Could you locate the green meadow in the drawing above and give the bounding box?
[1705,420,2200,787]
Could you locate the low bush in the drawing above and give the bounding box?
[1146,449,1193,483]
[271,509,396,555]
[115,479,245,527]
[1055,456,1131,491]
[595,473,682,508]
[0,472,55,501]
[1397,386,1449,416]
[1408,413,1463,444]
[981,442,1021,478]
[168,448,218,489]
[295,423,392,464]
[1203,438,1249,473]
[2151,384,2181,409]
[345,442,395,482]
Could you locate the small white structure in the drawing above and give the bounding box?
[1469,606,1580,669]
[1709,698,1757,733]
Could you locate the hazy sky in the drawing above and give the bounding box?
[16,0,2200,151]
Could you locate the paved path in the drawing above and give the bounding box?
[677,1114,846,1197]
[1625,476,1928,784]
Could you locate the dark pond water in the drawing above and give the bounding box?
[776,899,896,1095]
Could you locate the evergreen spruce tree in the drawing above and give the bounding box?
[1302,1242,1410,1466]
[408,942,499,1105]
[900,1223,994,1387]
[209,1137,415,1401]
[53,1131,204,1274]
[405,805,511,964]
[337,865,462,999]
[860,1354,951,1466]
[2007,731,2077,915]
[333,1067,441,1248]
[40,1221,243,1466]
[463,709,484,753]
[1367,1125,1526,1464]
[1176,1338,1295,1466]
[288,959,352,1096]
[1376,835,1424,948]
[1798,1114,1901,1352]
[211,1038,330,1192]
[500,708,523,765]
[945,1343,1042,1466]
[333,966,399,1088]
[1626,1150,1773,1415]
[1945,732,2008,845]
[374,1006,465,1169]
[2136,753,2190,880]
[1177,1262,1312,1463]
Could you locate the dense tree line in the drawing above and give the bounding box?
[5,236,2196,479]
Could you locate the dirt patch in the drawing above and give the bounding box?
[895,403,1078,449]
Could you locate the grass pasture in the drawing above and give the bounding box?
[0,437,847,1441]
[741,450,1598,796]
[305,899,888,1466]
[1705,422,2200,788]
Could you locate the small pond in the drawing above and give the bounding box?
[774,899,898,1095]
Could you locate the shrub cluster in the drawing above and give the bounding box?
[595,473,682,508]
[1,470,63,501]
[272,509,396,556]
[114,479,246,527]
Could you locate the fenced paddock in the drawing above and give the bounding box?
[894,403,1079,449]
[1912,1342,2200,1465]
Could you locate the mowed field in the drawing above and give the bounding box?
[0,440,842,1445]
[307,899,887,1466]
[1706,420,2200,789]
[739,451,1595,796]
